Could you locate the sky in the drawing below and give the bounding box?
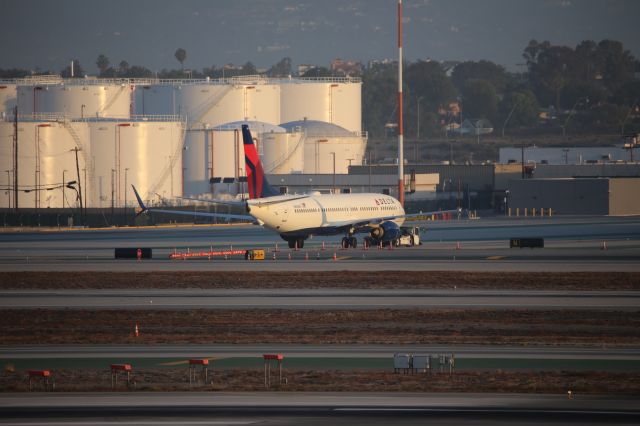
[2,0,639,74]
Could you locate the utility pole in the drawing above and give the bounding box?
[331,152,336,194]
[13,106,18,212]
[521,144,525,179]
[73,148,83,226]
[397,0,404,206]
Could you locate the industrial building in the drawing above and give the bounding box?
[507,178,640,215]
[0,75,366,210]
[500,146,636,165]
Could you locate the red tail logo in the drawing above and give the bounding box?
[242,125,279,199]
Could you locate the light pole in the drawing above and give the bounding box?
[82,168,87,214]
[502,99,519,138]
[124,168,129,225]
[562,97,588,137]
[124,168,129,208]
[62,170,68,208]
[330,152,336,194]
[416,96,424,140]
[621,98,639,136]
[5,170,10,209]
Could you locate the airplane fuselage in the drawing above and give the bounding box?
[247,193,405,237]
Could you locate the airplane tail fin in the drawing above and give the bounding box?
[131,185,148,218]
[242,124,279,199]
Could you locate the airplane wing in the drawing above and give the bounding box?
[132,185,254,221]
[176,196,246,207]
[328,209,460,233]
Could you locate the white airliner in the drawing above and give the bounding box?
[133,124,452,249]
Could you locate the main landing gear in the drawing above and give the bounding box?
[286,237,305,249]
[341,236,358,249]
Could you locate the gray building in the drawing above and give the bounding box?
[507,178,640,215]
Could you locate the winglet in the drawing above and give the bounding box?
[132,185,147,217]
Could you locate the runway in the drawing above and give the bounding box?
[2,289,638,309]
[3,343,638,360]
[1,392,638,425]
[1,216,639,272]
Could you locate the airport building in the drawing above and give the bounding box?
[499,146,635,165]
[507,178,640,215]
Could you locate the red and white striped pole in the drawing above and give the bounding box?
[398,0,405,207]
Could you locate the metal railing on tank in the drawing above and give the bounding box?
[2,113,185,123]
[10,75,361,87]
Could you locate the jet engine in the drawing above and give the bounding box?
[369,221,401,243]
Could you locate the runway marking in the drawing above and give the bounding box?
[486,256,506,260]
[2,422,256,426]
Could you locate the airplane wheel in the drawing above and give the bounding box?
[287,239,296,249]
[341,237,349,249]
[349,237,357,248]
[297,238,305,249]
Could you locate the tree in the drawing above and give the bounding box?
[461,79,499,122]
[267,57,292,77]
[596,39,636,93]
[302,66,333,77]
[119,60,130,73]
[405,60,457,112]
[174,48,187,71]
[526,44,576,109]
[241,61,257,75]
[120,65,153,78]
[451,60,509,93]
[499,90,540,130]
[96,54,110,75]
[362,63,398,138]
[61,59,84,78]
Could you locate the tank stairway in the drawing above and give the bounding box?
[187,85,233,129]
[99,84,129,117]
[263,133,306,173]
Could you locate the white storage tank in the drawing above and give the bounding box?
[133,79,280,128]
[89,120,184,207]
[280,79,362,133]
[183,128,211,197]
[278,120,367,174]
[0,120,90,209]
[186,121,285,197]
[17,81,132,118]
[262,132,305,174]
[0,82,17,115]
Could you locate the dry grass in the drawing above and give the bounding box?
[2,308,638,346]
[1,271,639,290]
[3,368,640,395]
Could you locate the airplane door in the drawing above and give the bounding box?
[281,207,289,223]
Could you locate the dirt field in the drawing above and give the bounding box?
[3,368,639,395]
[1,271,639,290]
[3,308,638,346]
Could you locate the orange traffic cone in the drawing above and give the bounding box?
[601,241,607,250]
[134,322,139,337]
[456,241,462,250]
[333,252,337,261]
